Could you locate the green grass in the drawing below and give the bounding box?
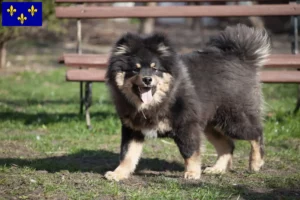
[0,69,300,199]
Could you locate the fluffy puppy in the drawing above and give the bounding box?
[105,24,270,181]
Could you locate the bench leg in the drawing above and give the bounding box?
[292,13,299,114]
[294,84,300,114]
[85,82,92,129]
[80,81,84,115]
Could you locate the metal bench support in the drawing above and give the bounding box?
[293,0,300,114]
[77,18,93,127]
[77,19,84,116]
[85,82,92,129]
[295,79,300,114]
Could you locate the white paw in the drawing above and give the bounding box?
[250,160,264,172]
[203,166,226,174]
[104,171,128,182]
[184,171,201,180]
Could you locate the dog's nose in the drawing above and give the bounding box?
[142,77,152,85]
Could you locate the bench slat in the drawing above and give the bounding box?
[66,69,300,83]
[260,71,300,83]
[66,69,106,82]
[64,54,108,68]
[61,53,300,69]
[56,4,300,18]
[266,55,300,68]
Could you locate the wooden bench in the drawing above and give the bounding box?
[55,0,300,128]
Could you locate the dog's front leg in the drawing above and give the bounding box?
[105,126,144,181]
[174,123,202,180]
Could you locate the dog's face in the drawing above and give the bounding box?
[107,33,176,110]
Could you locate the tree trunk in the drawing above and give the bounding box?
[0,42,7,68]
[139,2,156,34]
[140,18,155,34]
[248,16,265,29]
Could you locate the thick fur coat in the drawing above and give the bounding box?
[105,24,270,181]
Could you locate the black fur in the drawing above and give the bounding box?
[106,24,270,174]
[120,126,144,161]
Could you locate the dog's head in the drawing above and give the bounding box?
[106,33,176,110]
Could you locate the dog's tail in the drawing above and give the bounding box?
[207,24,270,68]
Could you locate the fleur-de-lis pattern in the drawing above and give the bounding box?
[17,13,27,24]
[28,5,38,16]
[7,4,38,24]
[2,2,42,26]
[7,5,16,16]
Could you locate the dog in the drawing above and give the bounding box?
[104,24,270,181]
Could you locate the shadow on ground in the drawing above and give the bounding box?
[1,149,299,199]
[0,99,78,106]
[0,98,116,125]
[0,149,184,174]
[0,111,116,125]
[182,182,300,200]
[239,189,300,200]
[0,99,112,106]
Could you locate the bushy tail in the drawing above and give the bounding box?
[207,24,271,68]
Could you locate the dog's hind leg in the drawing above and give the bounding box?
[219,111,265,172]
[203,126,235,174]
[233,113,264,172]
[105,126,144,181]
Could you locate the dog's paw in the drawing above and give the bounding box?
[184,171,201,180]
[250,159,264,172]
[104,171,128,182]
[203,166,226,174]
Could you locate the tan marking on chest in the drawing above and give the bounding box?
[157,119,172,133]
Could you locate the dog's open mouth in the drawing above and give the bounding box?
[138,87,153,104]
[132,85,156,104]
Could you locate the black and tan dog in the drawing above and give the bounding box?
[104,24,270,181]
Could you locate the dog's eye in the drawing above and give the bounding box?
[132,68,140,73]
[131,63,141,73]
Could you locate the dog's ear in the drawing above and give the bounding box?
[112,33,140,55]
[145,33,174,57]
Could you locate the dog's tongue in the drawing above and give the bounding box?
[140,88,153,104]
